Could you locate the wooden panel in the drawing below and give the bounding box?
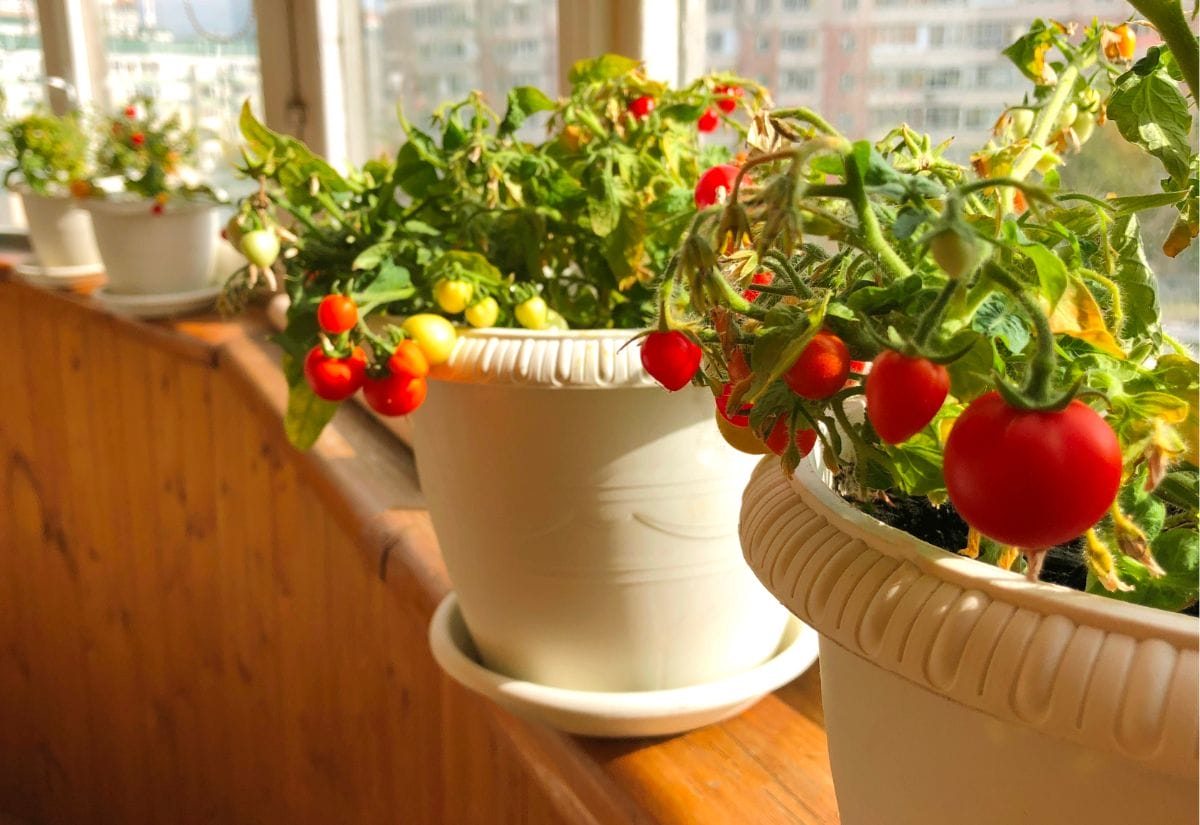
[0,277,839,825]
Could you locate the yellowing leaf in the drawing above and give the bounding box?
[1041,277,1125,357]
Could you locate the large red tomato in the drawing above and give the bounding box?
[943,392,1122,549]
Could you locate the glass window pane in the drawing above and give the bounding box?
[350,0,558,158]
[687,0,1196,345]
[93,0,263,193]
[0,1,45,116]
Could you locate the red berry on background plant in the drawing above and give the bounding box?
[697,107,720,133]
[124,105,137,119]
[151,203,165,216]
[131,132,145,146]
[783,332,851,400]
[765,417,818,457]
[715,382,753,427]
[714,84,743,114]
[943,391,1122,549]
[363,372,427,417]
[641,330,702,391]
[387,339,430,380]
[865,350,950,444]
[743,272,773,301]
[628,95,656,119]
[694,163,741,208]
[317,294,358,334]
[303,345,367,401]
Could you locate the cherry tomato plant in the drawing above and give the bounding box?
[650,16,1198,610]
[224,57,765,448]
[0,105,90,195]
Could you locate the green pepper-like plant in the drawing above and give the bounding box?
[0,101,91,196]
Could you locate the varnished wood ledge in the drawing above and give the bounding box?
[0,260,839,825]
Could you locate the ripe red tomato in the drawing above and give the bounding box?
[124,105,137,119]
[694,164,741,208]
[783,332,851,400]
[641,330,701,391]
[317,294,358,334]
[387,339,429,380]
[363,372,428,417]
[865,350,949,444]
[697,107,721,133]
[303,345,367,401]
[716,382,753,427]
[715,85,743,114]
[628,95,656,119]
[943,392,1122,549]
[743,272,773,301]
[765,417,817,457]
[131,132,145,146]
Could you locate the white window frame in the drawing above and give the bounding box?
[27,0,690,166]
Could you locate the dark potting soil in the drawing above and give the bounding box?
[852,494,1092,595]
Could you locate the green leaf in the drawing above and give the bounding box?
[884,434,946,497]
[500,86,556,136]
[1109,190,1190,214]
[1002,20,1056,84]
[972,292,1030,354]
[360,260,414,298]
[945,335,996,402]
[1017,241,1068,308]
[586,172,621,237]
[352,242,391,271]
[1107,52,1194,186]
[283,380,339,450]
[393,140,440,199]
[1109,214,1161,345]
[568,54,640,85]
[845,275,923,313]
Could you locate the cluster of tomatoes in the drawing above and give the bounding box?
[626,84,743,134]
[303,295,458,418]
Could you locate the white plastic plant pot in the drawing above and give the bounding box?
[18,189,103,269]
[739,455,1198,825]
[83,199,218,294]
[412,328,791,692]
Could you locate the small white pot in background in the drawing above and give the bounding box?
[18,189,103,269]
[83,199,218,294]
[414,328,791,693]
[740,455,1198,825]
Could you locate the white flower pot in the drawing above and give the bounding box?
[18,190,102,269]
[739,456,1198,825]
[412,329,791,692]
[82,199,218,294]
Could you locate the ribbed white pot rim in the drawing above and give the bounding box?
[80,197,217,216]
[778,455,1197,646]
[424,325,657,390]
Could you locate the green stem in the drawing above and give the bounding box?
[913,280,962,347]
[354,289,418,316]
[771,107,844,138]
[1127,0,1199,101]
[844,155,912,282]
[983,262,1057,402]
[1011,60,1084,182]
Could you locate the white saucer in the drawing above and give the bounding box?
[429,592,819,738]
[13,260,105,288]
[92,284,222,319]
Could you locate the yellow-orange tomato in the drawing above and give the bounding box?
[1105,24,1136,61]
[714,410,770,455]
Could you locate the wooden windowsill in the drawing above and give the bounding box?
[0,253,839,825]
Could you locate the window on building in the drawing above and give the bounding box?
[780,31,813,51]
[0,1,44,118]
[840,32,856,51]
[350,0,557,158]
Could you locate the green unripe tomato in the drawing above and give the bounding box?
[544,309,569,330]
[929,227,987,279]
[240,229,281,269]
[514,296,549,330]
[464,296,500,329]
[433,279,474,314]
[1055,102,1079,131]
[1010,109,1034,139]
[1072,111,1096,143]
[401,314,458,365]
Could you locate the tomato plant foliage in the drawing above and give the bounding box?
[654,16,1199,610]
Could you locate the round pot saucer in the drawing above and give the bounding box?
[13,259,106,289]
[428,591,819,738]
[92,284,222,320]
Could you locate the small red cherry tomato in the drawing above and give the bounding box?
[865,350,950,444]
[694,163,741,208]
[303,345,367,401]
[628,95,656,119]
[387,339,430,380]
[714,84,743,114]
[743,272,773,301]
[363,372,427,417]
[697,107,721,133]
[765,417,817,457]
[317,294,358,334]
[783,332,851,400]
[641,330,702,391]
[716,382,753,427]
